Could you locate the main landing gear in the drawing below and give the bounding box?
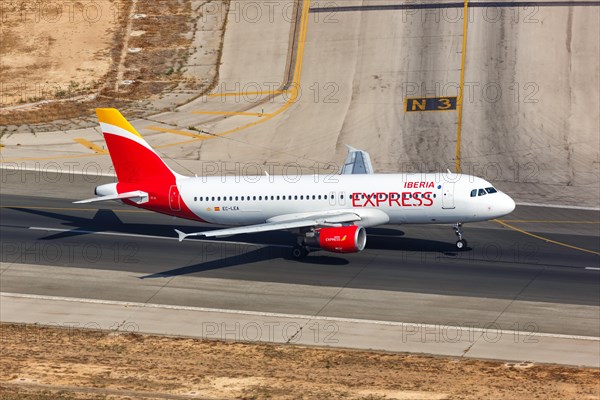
[292,244,310,259]
[453,223,468,250]
[291,236,310,259]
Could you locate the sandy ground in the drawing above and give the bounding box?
[0,0,119,105]
[0,0,209,126]
[0,323,598,400]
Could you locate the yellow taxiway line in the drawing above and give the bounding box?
[2,0,311,158]
[144,126,210,139]
[192,111,269,117]
[494,219,600,256]
[73,138,109,154]
[455,0,469,173]
[153,0,311,149]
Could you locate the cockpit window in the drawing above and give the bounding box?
[485,187,498,194]
[478,189,487,196]
[470,189,477,197]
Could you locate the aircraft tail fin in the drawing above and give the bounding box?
[96,108,181,184]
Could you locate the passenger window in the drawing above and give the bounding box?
[470,189,477,197]
[478,189,487,196]
[485,187,498,194]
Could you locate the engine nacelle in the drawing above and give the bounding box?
[317,226,367,253]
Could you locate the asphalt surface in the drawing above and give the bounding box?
[1,191,599,337]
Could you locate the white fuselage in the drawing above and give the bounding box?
[177,173,516,227]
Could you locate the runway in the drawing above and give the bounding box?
[1,191,598,340]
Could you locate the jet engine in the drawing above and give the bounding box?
[315,225,367,253]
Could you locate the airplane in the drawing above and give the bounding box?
[76,108,516,259]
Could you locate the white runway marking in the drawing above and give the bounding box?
[585,267,600,271]
[2,292,598,342]
[28,226,290,248]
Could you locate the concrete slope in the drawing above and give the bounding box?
[195,1,599,206]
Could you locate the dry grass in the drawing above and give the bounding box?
[107,0,194,100]
[0,323,598,400]
[0,0,230,126]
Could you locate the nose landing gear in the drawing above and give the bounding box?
[453,223,467,250]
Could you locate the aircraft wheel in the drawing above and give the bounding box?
[456,239,467,250]
[292,245,309,259]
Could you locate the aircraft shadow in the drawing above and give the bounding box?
[9,207,469,267]
[367,236,468,254]
[9,207,285,245]
[8,207,127,240]
[140,246,349,278]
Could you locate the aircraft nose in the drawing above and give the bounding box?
[501,193,516,216]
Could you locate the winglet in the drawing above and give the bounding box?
[174,229,187,242]
[340,145,374,175]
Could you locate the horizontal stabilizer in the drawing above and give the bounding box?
[73,190,149,204]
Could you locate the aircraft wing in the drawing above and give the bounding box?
[340,145,374,174]
[73,190,148,204]
[174,212,361,242]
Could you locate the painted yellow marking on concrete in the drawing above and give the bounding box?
[192,111,269,117]
[145,126,210,139]
[4,0,311,158]
[207,90,287,98]
[494,219,600,256]
[404,97,457,112]
[455,0,469,173]
[73,138,108,154]
[1,205,149,213]
[498,220,600,224]
[154,0,311,149]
